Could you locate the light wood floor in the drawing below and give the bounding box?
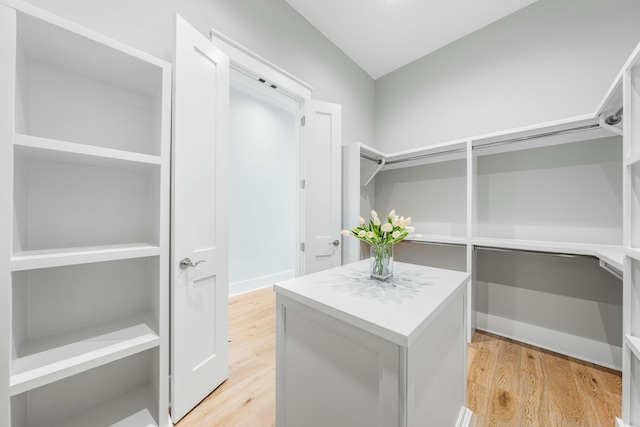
[175,287,622,427]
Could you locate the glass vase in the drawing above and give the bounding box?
[370,244,393,280]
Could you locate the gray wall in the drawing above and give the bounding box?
[375,0,640,153]
[22,0,375,146]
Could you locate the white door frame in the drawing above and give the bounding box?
[209,28,313,276]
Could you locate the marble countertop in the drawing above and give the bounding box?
[274,260,470,346]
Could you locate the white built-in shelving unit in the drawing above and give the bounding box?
[344,53,629,374]
[620,39,640,427]
[0,1,171,425]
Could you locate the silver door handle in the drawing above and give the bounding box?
[179,257,206,269]
[331,240,340,247]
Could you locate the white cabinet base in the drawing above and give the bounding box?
[275,261,471,427]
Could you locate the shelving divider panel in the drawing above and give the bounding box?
[14,134,162,169]
[11,243,160,271]
[10,313,159,396]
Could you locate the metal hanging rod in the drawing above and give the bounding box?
[359,146,466,166]
[473,245,594,259]
[408,240,466,248]
[385,147,467,165]
[361,153,383,164]
[605,106,623,125]
[472,123,601,151]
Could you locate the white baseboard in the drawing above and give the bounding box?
[476,312,622,371]
[616,418,628,427]
[456,407,473,427]
[229,270,295,296]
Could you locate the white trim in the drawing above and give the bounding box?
[476,313,622,371]
[229,270,295,297]
[209,28,312,100]
[616,418,628,427]
[456,407,473,427]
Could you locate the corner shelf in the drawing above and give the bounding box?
[10,313,159,396]
[472,237,623,270]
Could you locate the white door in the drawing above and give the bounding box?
[303,100,342,274]
[171,15,230,423]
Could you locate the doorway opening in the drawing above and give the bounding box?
[228,69,303,296]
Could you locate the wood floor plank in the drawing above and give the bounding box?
[176,288,622,427]
[467,331,501,426]
[518,342,547,427]
[486,337,521,426]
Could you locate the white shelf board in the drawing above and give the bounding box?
[625,248,640,263]
[625,335,640,362]
[405,234,467,246]
[11,243,160,271]
[382,140,468,171]
[624,152,640,168]
[358,142,386,160]
[473,237,623,269]
[472,119,618,157]
[10,313,159,395]
[52,383,158,427]
[596,246,625,271]
[14,134,161,170]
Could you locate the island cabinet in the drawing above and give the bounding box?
[274,260,472,427]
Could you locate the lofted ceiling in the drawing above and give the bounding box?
[283,0,539,79]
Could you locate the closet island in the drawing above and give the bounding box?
[274,260,472,427]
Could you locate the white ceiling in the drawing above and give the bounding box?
[284,0,539,79]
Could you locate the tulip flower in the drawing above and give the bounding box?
[381,223,393,232]
[359,216,366,225]
[341,230,350,236]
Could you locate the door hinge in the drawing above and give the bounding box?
[300,242,305,252]
[301,116,306,126]
[301,179,305,189]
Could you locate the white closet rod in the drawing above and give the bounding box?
[408,240,466,248]
[472,123,601,151]
[361,153,383,164]
[474,245,593,259]
[359,146,466,166]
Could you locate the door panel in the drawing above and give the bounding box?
[304,100,342,274]
[171,15,229,423]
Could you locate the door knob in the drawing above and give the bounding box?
[179,257,206,269]
[331,239,340,247]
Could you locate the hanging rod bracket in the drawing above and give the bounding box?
[604,106,623,126]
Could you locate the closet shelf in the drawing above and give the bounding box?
[625,248,640,263]
[11,243,160,271]
[472,237,623,270]
[624,152,640,168]
[14,134,162,170]
[625,335,640,362]
[10,313,159,396]
[405,234,467,246]
[51,383,159,427]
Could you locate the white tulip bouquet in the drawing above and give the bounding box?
[342,210,417,279]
